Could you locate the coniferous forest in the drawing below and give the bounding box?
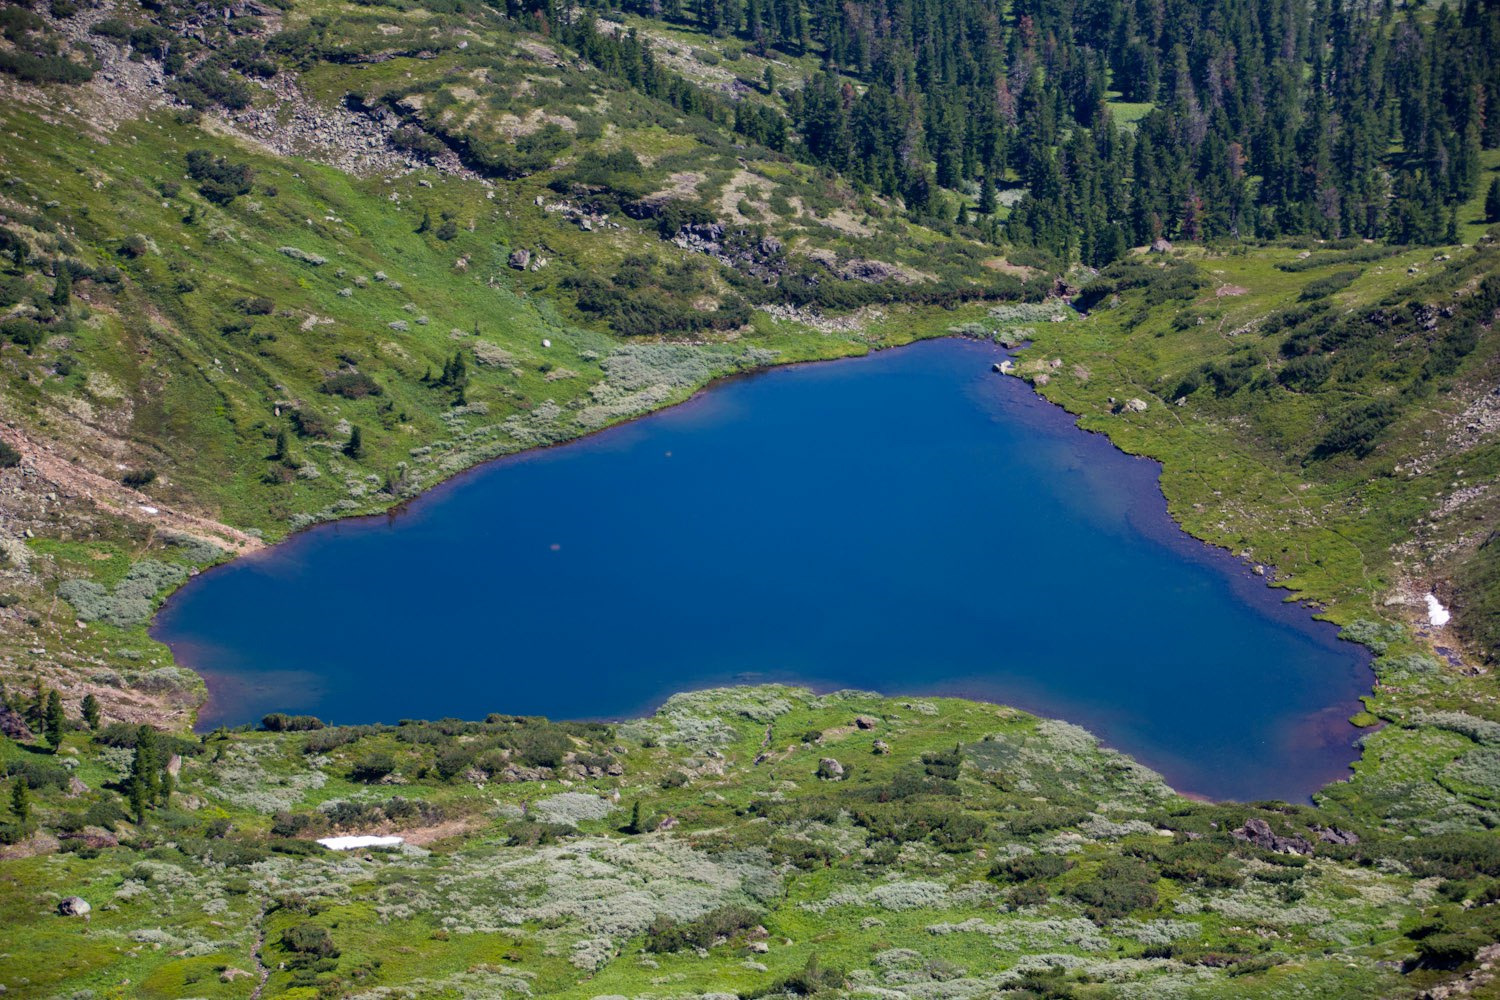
[536,0,1499,260]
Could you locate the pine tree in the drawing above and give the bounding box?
[128,726,158,823]
[417,210,431,234]
[273,429,289,461]
[82,693,101,731]
[26,677,46,731]
[50,265,71,308]
[979,175,998,216]
[1486,178,1500,222]
[9,779,28,826]
[344,425,364,459]
[626,800,643,834]
[44,690,65,750]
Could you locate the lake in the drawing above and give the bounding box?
[153,337,1371,801]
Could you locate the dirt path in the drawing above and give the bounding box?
[250,899,271,1000]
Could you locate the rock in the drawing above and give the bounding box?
[748,940,770,954]
[817,757,845,780]
[872,740,891,755]
[508,248,531,269]
[220,968,253,982]
[67,776,88,797]
[1314,825,1360,845]
[1150,238,1173,253]
[57,896,90,917]
[854,715,878,730]
[656,816,679,832]
[753,753,769,765]
[1122,397,1148,413]
[0,706,33,741]
[1230,817,1313,855]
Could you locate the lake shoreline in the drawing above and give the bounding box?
[155,336,1373,803]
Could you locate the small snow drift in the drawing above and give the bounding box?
[317,835,404,851]
[1425,594,1451,627]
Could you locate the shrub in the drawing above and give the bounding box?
[1068,856,1160,921]
[1299,269,1360,300]
[121,468,156,487]
[238,296,274,315]
[645,905,762,952]
[514,727,571,768]
[185,150,253,205]
[320,372,381,399]
[5,757,70,790]
[349,751,396,783]
[991,854,1074,883]
[0,441,19,467]
[281,922,339,959]
[261,713,324,732]
[1310,400,1398,460]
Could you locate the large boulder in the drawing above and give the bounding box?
[817,757,845,780]
[57,896,91,917]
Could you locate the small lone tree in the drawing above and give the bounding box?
[50,265,71,308]
[44,690,66,750]
[1487,177,1500,223]
[81,693,101,731]
[625,800,644,834]
[273,429,289,462]
[344,425,364,459]
[9,779,29,825]
[417,210,432,234]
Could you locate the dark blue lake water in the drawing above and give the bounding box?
[154,337,1370,801]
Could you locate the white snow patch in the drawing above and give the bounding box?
[317,835,404,851]
[1425,594,1451,627]
[138,505,159,515]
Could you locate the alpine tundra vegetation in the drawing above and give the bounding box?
[0,0,1498,995]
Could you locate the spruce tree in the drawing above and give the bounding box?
[344,425,364,459]
[50,265,71,308]
[9,779,28,826]
[44,690,65,750]
[273,429,289,462]
[1486,178,1500,223]
[81,693,101,731]
[128,726,158,823]
[626,800,643,834]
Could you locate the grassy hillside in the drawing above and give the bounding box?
[6,686,1500,999]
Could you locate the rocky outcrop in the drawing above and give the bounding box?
[0,706,33,741]
[671,222,785,282]
[854,715,879,730]
[817,757,845,780]
[1314,825,1360,846]
[1230,818,1313,855]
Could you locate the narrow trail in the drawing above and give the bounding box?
[250,899,271,1000]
